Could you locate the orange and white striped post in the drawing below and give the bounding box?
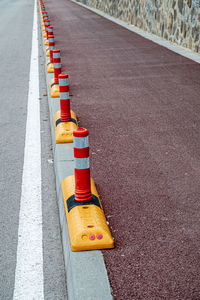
[58,73,71,121]
[53,49,61,84]
[49,49,61,97]
[46,35,54,73]
[43,19,50,37]
[54,73,78,142]
[73,128,92,202]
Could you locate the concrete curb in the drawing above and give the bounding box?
[38,5,113,300]
[72,0,200,64]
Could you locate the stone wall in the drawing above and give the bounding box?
[77,0,200,53]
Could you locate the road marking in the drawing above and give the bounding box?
[13,0,44,299]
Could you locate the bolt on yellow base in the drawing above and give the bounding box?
[62,175,114,251]
[54,110,78,143]
[46,60,54,73]
[49,78,59,98]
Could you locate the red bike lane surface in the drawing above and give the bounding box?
[44,0,200,298]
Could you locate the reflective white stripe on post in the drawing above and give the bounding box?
[75,157,90,169]
[53,52,60,59]
[49,46,54,51]
[59,78,69,86]
[74,136,89,149]
[53,63,61,68]
[60,92,69,99]
[48,38,54,42]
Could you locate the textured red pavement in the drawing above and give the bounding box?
[44,1,200,299]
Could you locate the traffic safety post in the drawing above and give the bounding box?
[42,10,47,17]
[43,13,48,21]
[54,73,78,142]
[44,26,49,45]
[39,1,45,16]
[46,35,54,73]
[41,9,47,17]
[74,129,92,202]
[49,49,61,97]
[45,26,52,57]
[43,19,50,38]
[44,25,53,46]
[41,12,48,29]
[61,128,114,251]
[40,6,45,17]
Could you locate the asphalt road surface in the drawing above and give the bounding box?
[44,0,200,299]
[0,0,67,299]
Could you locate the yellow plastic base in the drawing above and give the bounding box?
[46,48,50,57]
[43,31,46,37]
[62,175,114,251]
[54,110,78,143]
[42,25,45,31]
[50,78,60,98]
[46,60,54,73]
[44,39,49,46]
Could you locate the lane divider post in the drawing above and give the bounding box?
[40,4,44,16]
[41,3,45,11]
[43,16,50,38]
[41,12,48,29]
[44,25,53,46]
[45,25,52,57]
[43,19,50,38]
[39,1,44,14]
[42,10,47,18]
[54,73,78,142]
[46,34,54,73]
[49,49,61,97]
[61,128,114,251]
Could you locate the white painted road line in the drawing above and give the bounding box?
[13,0,44,299]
